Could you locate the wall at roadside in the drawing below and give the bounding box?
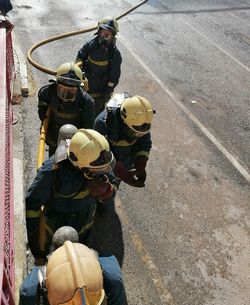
[0,15,15,305]
[0,15,26,305]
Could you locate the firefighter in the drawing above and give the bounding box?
[76,17,122,116]
[38,62,95,156]
[94,93,154,187]
[20,227,126,305]
[26,129,118,261]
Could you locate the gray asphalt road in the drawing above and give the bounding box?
[124,0,250,171]
[9,0,250,304]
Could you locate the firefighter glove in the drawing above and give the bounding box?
[134,156,148,183]
[114,161,145,187]
[134,156,148,172]
[113,161,130,180]
[38,106,48,121]
[88,178,114,200]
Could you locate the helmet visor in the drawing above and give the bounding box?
[87,151,115,174]
[58,75,82,86]
[99,24,116,35]
[57,83,78,101]
[127,123,151,137]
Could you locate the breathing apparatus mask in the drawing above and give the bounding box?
[57,76,81,102]
[56,62,83,102]
[98,30,114,46]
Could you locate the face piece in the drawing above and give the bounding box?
[98,29,114,46]
[57,83,78,102]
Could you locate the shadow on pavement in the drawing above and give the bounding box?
[91,200,128,305]
[91,200,125,267]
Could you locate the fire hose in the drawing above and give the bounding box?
[30,0,148,265]
[27,0,148,76]
[33,0,148,167]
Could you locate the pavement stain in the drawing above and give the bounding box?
[239,33,250,46]
[174,159,208,182]
[26,68,37,97]
[15,5,32,9]
[12,94,22,105]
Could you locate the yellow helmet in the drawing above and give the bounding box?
[98,17,119,35]
[56,62,83,101]
[46,241,105,305]
[68,129,115,174]
[120,95,154,137]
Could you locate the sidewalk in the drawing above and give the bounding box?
[12,31,27,303]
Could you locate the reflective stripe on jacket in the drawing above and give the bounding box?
[76,37,122,94]
[38,83,95,146]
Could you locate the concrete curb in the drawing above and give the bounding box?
[12,31,26,304]
[12,32,29,96]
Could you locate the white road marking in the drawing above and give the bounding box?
[115,196,176,305]
[118,34,250,184]
[227,12,250,25]
[180,19,250,73]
